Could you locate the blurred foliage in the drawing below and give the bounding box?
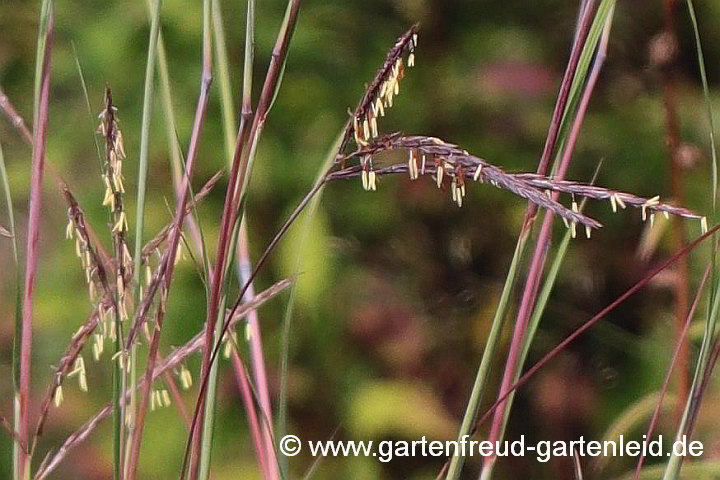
[2,0,720,479]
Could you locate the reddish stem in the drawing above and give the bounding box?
[231,350,270,478]
[523,0,597,228]
[125,38,213,480]
[18,9,53,480]
[483,8,611,474]
[188,3,301,478]
[236,218,278,478]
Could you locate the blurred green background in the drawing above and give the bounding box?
[2,0,720,478]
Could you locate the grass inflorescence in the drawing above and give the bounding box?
[3,3,720,480]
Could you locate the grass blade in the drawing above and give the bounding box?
[480,9,614,478]
[134,0,163,279]
[126,0,213,475]
[212,0,237,162]
[185,2,301,478]
[472,223,720,446]
[683,0,718,210]
[277,126,345,476]
[1,136,24,479]
[448,3,614,478]
[123,1,162,478]
[444,235,527,478]
[662,3,719,478]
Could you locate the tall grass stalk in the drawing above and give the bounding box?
[470,223,720,446]
[142,0,213,296]
[212,0,236,162]
[481,9,614,479]
[663,2,719,478]
[133,0,163,279]
[230,353,269,474]
[16,3,53,479]
[233,2,281,475]
[147,0,208,270]
[447,1,608,477]
[528,0,596,200]
[125,0,213,476]
[123,0,162,478]
[186,2,300,478]
[211,1,278,476]
[683,1,717,210]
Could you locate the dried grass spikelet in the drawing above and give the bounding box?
[327,25,702,236]
[33,278,294,480]
[39,169,222,451]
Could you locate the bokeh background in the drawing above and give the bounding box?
[2,0,720,478]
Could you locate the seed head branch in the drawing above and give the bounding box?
[31,307,103,451]
[333,135,705,234]
[33,278,292,480]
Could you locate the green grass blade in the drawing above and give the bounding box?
[277,126,347,477]
[663,4,719,479]
[121,1,162,478]
[1,139,23,480]
[198,301,227,480]
[156,35,183,190]
[216,2,280,477]
[552,0,615,165]
[195,1,216,476]
[151,7,211,282]
[268,0,295,114]
[133,0,163,290]
[445,233,528,479]
[684,0,718,211]
[71,45,104,168]
[491,192,597,476]
[447,5,615,477]
[243,0,255,118]
[212,0,237,163]
[498,166,604,469]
